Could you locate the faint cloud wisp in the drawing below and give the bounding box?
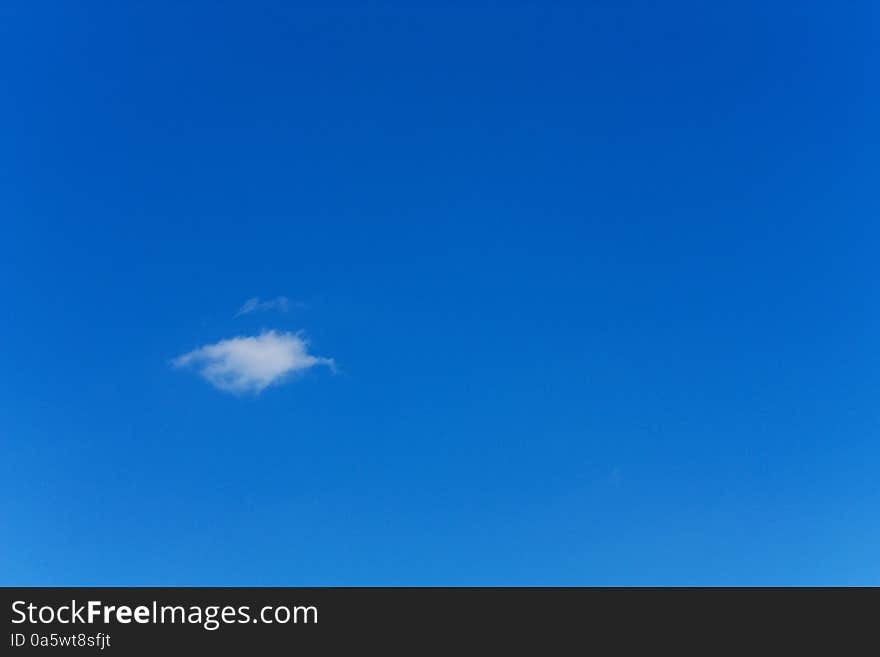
[173,330,334,395]
[235,296,304,317]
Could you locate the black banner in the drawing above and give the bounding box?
[2,588,875,653]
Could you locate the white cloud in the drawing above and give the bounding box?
[173,330,334,395]
[235,296,302,317]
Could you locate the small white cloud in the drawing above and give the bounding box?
[173,330,334,395]
[235,296,303,317]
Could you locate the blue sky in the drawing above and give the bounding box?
[2,2,878,585]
